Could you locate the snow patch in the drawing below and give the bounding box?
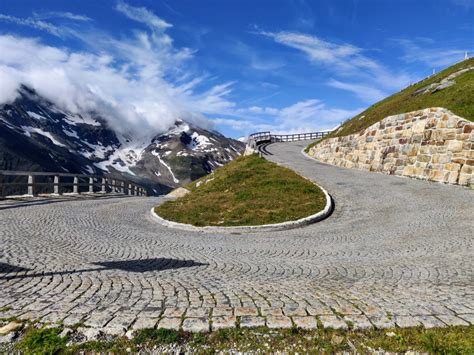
[27,111,47,120]
[0,116,16,130]
[151,150,179,183]
[93,142,148,176]
[187,132,213,151]
[80,141,114,159]
[64,114,101,126]
[21,126,66,147]
[63,128,79,139]
[83,165,94,174]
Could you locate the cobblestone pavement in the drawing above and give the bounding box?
[0,141,473,335]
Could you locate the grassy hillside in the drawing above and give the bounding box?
[155,154,326,226]
[326,57,474,140]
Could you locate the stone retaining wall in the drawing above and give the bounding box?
[308,108,473,187]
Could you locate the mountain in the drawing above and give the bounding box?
[326,57,474,139]
[0,86,245,195]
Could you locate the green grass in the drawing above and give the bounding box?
[314,58,474,144]
[9,324,474,354]
[154,154,327,226]
[132,327,180,346]
[17,327,66,355]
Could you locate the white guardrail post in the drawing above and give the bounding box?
[89,177,94,193]
[73,176,79,194]
[27,175,35,196]
[101,178,106,193]
[54,175,60,195]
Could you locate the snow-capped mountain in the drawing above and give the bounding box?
[0,86,244,194]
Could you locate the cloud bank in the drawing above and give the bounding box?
[2,3,432,139]
[0,4,236,141]
[258,30,413,103]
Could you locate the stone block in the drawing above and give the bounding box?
[447,171,459,184]
[461,165,473,174]
[293,316,318,330]
[158,317,181,331]
[407,145,419,157]
[428,169,445,182]
[132,316,159,330]
[212,316,237,330]
[412,120,426,133]
[417,155,431,163]
[368,315,395,329]
[234,307,258,316]
[260,308,283,316]
[344,314,373,330]
[182,317,209,332]
[319,315,348,330]
[444,163,460,171]
[239,316,265,328]
[446,140,463,152]
[394,316,421,328]
[266,315,293,329]
[283,307,307,316]
[186,308,210,318]
[459,173,472,185]
[413,315,446,328]
[212,307,233,317]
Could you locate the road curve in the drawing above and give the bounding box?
[0,141,473,333]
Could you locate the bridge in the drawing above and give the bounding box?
[0,139,473,335]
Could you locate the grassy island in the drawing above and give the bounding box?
[154,154,326,227]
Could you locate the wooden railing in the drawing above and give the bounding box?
[248,131,330,148]
[0,171,147,198]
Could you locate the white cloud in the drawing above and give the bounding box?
[259,31,365,72]
[259,30,413,102]
[33,11,92,22]
[0,14,63,37]
[0,66,21,104]
[215,99,361,135]
[116,1,172,31]
[0,6,234,141]
[327,79,386,103]
[394,38,470,67]
[0,4,368,140]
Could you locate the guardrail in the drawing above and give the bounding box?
[0,170,147,198]
[248,131,331,148]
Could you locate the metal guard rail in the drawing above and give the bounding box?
[0,170,147,198]
[248,131,331,148]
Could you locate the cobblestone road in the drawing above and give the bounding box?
[0,141,473,335]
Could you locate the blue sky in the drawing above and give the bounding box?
[0,0,472,138]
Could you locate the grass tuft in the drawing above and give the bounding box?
[155,154,326,227]
[17,327,66,355]
[132,328,179,346]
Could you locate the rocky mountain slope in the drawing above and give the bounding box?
[0,86,244,194]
